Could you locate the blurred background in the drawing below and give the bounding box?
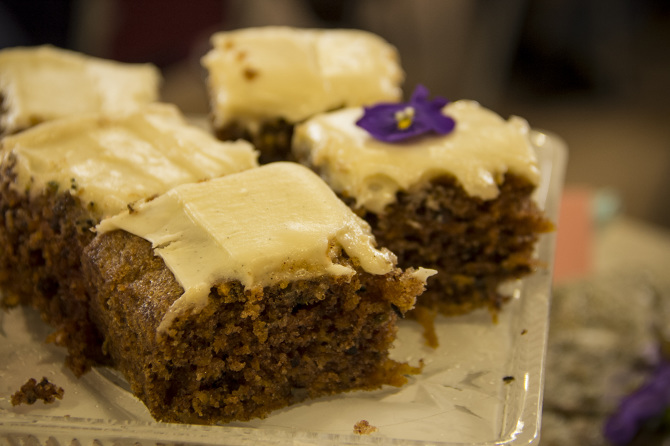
[2,1,670,444]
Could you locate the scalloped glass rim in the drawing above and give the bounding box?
[0,130,567,446]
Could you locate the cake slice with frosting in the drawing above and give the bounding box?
[293,90,553,345]
[0,45,160,136]
[201,26,404,163]
[83,162,433,424]
[0,103,258,373]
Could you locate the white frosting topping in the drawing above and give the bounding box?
[202,27,403,128]
[293,100,541,214]
[96,162,410,333]
[0,45,160,134]
[2,103,259,218]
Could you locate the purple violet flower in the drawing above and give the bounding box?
[604,360,670,445]
[355,85,455,143]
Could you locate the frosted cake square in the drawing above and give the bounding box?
[293,98,553,344]
[0,45,160,136]
[0,103,258,373]
[82,162,433,424]
[201,27,404,163]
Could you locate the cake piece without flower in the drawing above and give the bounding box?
[0,103,258,374]
[0,45,160,136]
[83,162,433,424]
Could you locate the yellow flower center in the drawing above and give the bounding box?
[394,106,415,130]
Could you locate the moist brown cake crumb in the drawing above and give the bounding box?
[359,173,553,317]
[0,156,107,375]
[293,135,554,346]
[353,419,378,435]
[214,118,294,164]
[412,306,439,348]
[11,377,64,406]
[294,142,553,336]
[331,172,553,348]
[81,230,428,424]
[281,164,554,347]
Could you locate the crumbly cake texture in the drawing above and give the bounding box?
[83,230,425,424]
[0,155,104,374]
[353,174,553,321]
[81,163,430,424]
[213,117,295,165]
[11,377,64,406]
[353,419,378,435]
[202,27,404,163]
[0,45,160,136]
[0,106,258,375]
[292,102,553,336]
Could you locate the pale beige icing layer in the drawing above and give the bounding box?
[202,27,403,129]
[96,162,431,333]
[293,100,541,214]
[2,103,258,218]
[0,45,160,135]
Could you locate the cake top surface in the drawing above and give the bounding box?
[202,26,404,127]
[1,103,258,218]
[96,162,427,333]
[0,45,160,135]
[293,100,541,214]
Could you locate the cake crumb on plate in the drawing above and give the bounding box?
[11,377,64,406]
[354,419,378,435]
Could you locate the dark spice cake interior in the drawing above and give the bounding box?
[355,173,553,322]
[11,377,65,406]
[0,155,105,375]
[292,99,555,345]
[214,118,294,164]
[0,105,258,376]
[83,229,425,424]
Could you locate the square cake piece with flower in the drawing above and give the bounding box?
[82,162,433,424]
[0,103,258,374]
[0,45,160,136]
[201,26,404,163]
[293,85,553,344]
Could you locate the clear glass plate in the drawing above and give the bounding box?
[0,130,567,446]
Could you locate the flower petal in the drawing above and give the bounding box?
[356,104,412,142]
[604,361,670,445]
[423,109,456,135]
[355,84,456,142]
[410,84,430,103]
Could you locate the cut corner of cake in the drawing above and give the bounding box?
[82,161,434,424]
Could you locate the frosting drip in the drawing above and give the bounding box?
[293,100,541,214]
[2,103,259,218]
[202,27,404,128]
[96,162,403,332]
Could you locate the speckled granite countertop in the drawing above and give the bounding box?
[541,216,670,445]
